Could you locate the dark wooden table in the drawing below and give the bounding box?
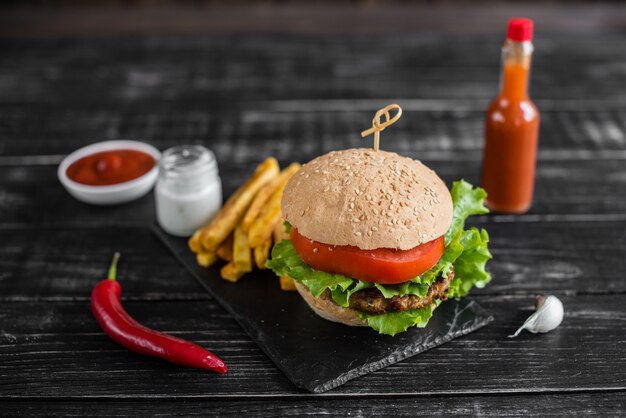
[1,33,625,415]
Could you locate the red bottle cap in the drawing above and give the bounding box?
[507,18,534,42]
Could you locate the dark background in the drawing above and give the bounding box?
[2,1,625,36]
[1,1,625,416]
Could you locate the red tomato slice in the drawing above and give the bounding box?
[290,228,445,284]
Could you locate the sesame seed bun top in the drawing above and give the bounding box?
[281,148,453,250]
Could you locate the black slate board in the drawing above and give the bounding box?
[155,226,493,393]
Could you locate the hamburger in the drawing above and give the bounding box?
[266,148,491,336]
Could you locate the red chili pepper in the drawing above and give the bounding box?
[91,252,227,374]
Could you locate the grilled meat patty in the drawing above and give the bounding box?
[321,271,453,315]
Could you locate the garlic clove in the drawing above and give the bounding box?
[508,295,564,338]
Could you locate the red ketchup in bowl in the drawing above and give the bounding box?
[66,149,156,186]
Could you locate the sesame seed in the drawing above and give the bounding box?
[323,186,330,192]
[313,248,319,253]
[352,218,360,223]
[328,247,333,252]
[371,226,378,232]
[350,202,355,209]
[355,232,362,237]
[367,230,373,237]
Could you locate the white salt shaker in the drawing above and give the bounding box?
[155,145,222,237]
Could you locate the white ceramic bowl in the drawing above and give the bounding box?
[58,140,161,205]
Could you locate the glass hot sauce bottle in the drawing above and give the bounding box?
[481,18,540,213]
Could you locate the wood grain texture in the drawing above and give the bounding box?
[2,3,626,37]
[0,35,625,157]
[2,391,626,416]
[2,107,626,159]
[1,32,625,411]
[0,294,624,397]
[1,35,625,104]
[0,227,206,301]
[2,156,626,228]
[1,218,625,301]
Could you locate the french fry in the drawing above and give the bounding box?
[253,238,273,270]
[216,233,234,261]
[188,230,202,254]
[196,252,218,268]
[197,157,279,252]
[248,190,282,248]
[248,187,283,248]
[233,225,253,273]
[220,262,245,283]
[279,276,297,291]
[242,163,301,232]
[273,219,290,243]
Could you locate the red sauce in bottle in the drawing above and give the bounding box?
[67,149,156,186]
[481,18,540,214]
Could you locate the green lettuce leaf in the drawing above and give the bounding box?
[448,227,492,298]
[356,300,441,336]
[445,180,489,245]
[266,180,492,336]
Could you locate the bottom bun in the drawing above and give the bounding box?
[295,282,368,327]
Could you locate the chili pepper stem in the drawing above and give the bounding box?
[108,252,121,281]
